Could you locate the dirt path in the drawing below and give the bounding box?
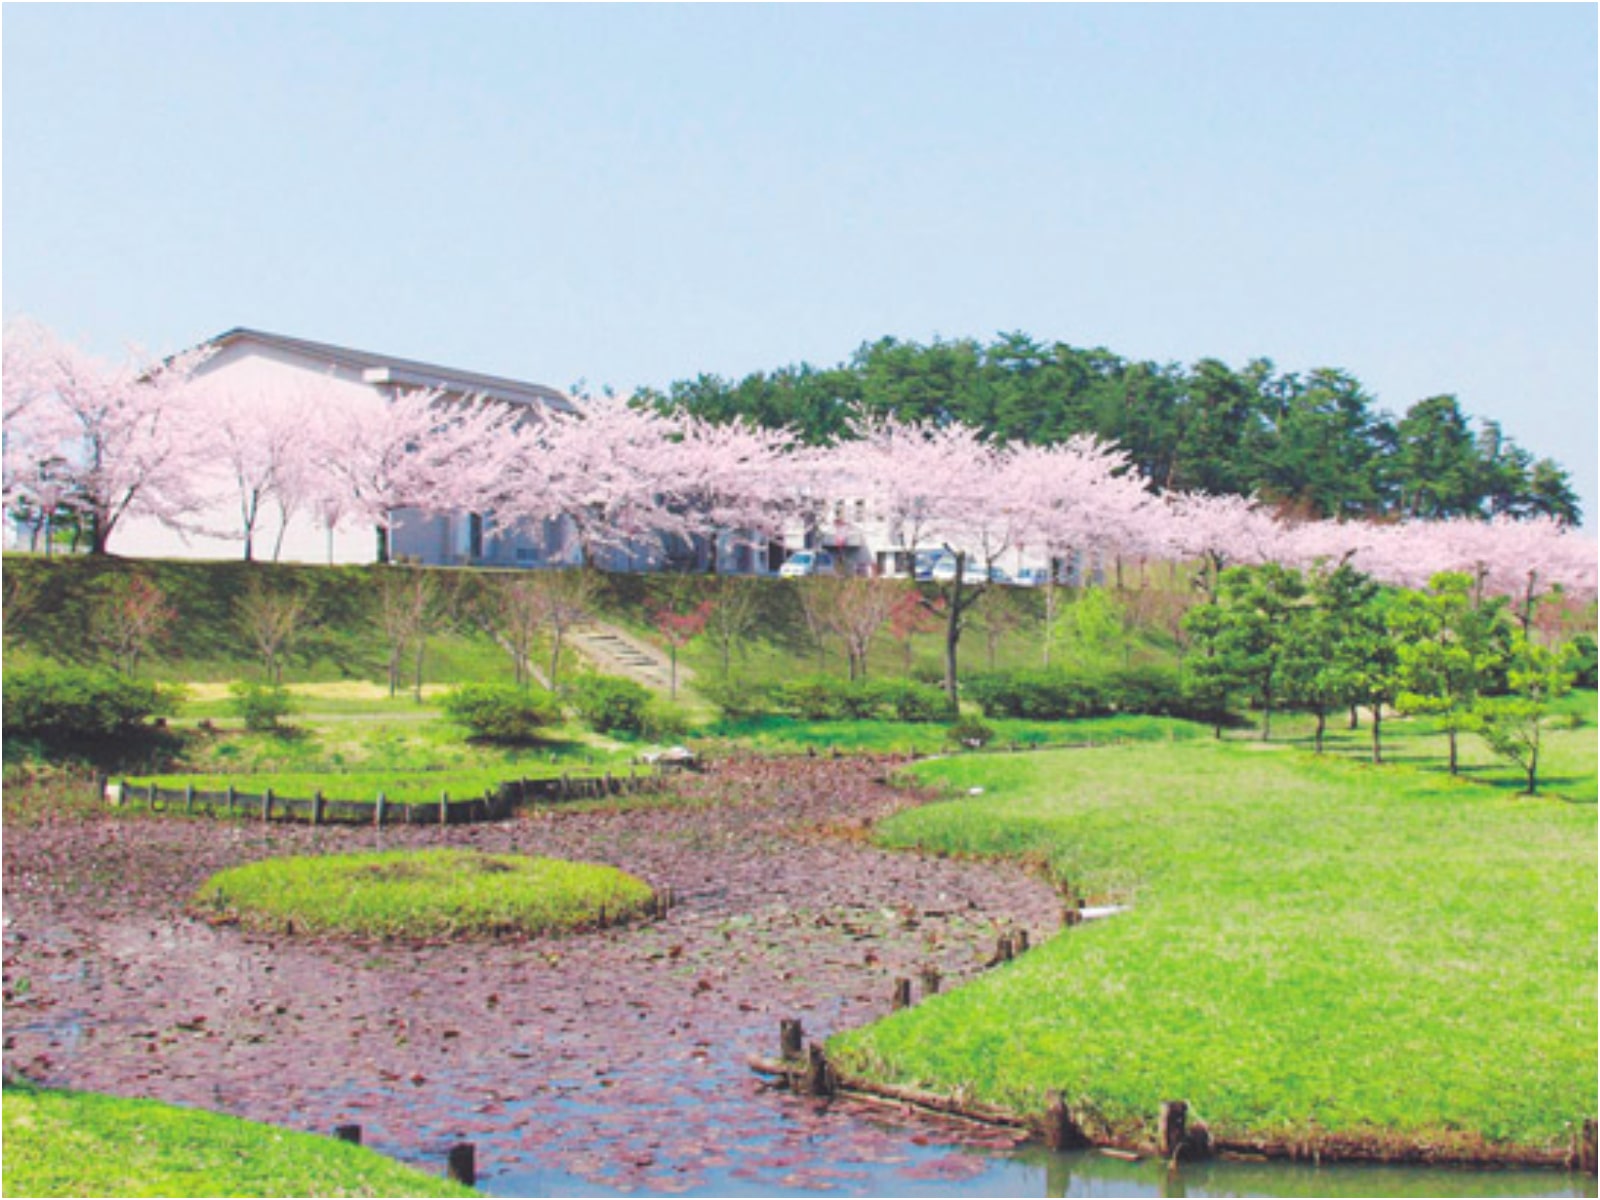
[2,758,1060,1194]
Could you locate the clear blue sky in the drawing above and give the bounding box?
[5,4,1595,522]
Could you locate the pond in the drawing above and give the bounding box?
[4,762,1593,1199]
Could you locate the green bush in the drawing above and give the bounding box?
[946,716,996,749]
[774,677,850,721]
[698,678,773,720]
[965,666,1190,721]
[566,674,653,735]
[878,679,951,722]
[227,681,297,732]
[442,683,560,743]
[3,664,179,738]
[641,700,692,742]
[1570,634,1598,690]
[770,676,950,722]
[1103,665,1187,716]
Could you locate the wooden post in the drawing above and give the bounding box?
[800,1042,833,1097]
[148,782,158,810]
[891,978,913,1010]
[261,788,273,822]
[1015,928,1030,954]
[375,791,387,829]
[226,783,235,817]
[185,783,195,815]
[779,1019,804,1060]
[440,791,449,827]
[312,790,324,826]
[333,1124,361,1144]
[1044,1090,1087,1151]
[446,1143,476,1186]
[1160,1100,1188,1157]
[996,933,1014,963]
[919,966,941,997]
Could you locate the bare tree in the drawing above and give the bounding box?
[90,574,176,676]
[470,567,597,689]
[376,566,454,700]
[236,580,311,684]
[702,576,761,678]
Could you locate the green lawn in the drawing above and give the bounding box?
[1,1080,476,1197]
[194,848,656,938]
[832,697,1598,1160]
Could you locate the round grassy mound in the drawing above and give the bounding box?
[194,848,655,938]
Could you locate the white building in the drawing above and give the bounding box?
[111,328,577,567]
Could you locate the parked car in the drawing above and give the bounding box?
[779,549,836,578]
[930,555,1006,584]
[912,550,943,581]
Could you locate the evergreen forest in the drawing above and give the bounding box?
[639,332,1582,525]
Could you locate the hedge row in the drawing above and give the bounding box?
[700,675,951,723]
[962,665,1209,721]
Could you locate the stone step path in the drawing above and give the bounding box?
[567,620,691,695]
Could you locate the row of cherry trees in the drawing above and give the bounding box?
[4,320,1596,620]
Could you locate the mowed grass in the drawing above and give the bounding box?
[1,1080,476,1198]
[832,700,1598,1157]
[194,848,655,938]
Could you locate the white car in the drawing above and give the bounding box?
[931,555,1003,584]
[779,550,836,578]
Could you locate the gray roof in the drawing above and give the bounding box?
[202,327,576,413]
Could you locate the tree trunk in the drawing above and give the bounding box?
[1314,710,1325,754]
[1371,704,1383,764]
[1447,728,1458,775]
[1042,579,1056,668]
[943,557,966,714]
[1348,703,1360,729]
[413,637,426,702]
[549,630,564,688]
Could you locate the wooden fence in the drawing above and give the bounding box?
[105,768,672,828]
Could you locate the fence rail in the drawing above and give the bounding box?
[105,768,673,828]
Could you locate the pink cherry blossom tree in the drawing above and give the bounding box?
[666,415,801,570]
[197,377,333,561]
[308,385,521,563]
[495,397,687,569]
[1005,436,1154,663]
[2,320,211,554]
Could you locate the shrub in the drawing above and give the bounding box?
[228,681,297,732]
[878,679,951,722]
[1102,665,1186,716]
[698,678,773,720]
[566,674,653,735]
[3,664,179,739]
[837,679,891,720]
[1570,634,1598,690]
[442,683,559,743]
[946,716,996,749]
[640,700,692,742]
[964,666,1189,721]
[774,677,850,721]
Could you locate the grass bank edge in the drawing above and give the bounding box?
[828,713,1598,1164]
[1,1079,478,1198]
